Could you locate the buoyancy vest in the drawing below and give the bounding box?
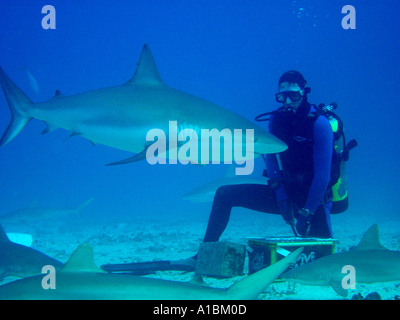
[258,102,357,213]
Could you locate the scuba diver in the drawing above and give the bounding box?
[102,70,357,274]
[198,70,337,242]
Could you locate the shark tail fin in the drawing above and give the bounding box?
[225,247,303,300]
[0,66,33,146]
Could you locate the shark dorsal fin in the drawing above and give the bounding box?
[355,224,386,250]
[61,242,105,273]
[0,224,10,243]
[126,44,163,86]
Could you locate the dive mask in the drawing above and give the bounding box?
[275,90,303,103]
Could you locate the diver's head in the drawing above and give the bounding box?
[275,70,310,110]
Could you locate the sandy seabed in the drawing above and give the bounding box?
[1,206,400,300]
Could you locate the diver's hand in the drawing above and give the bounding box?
[296,208,313,236]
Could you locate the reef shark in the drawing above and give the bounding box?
[0,243,301,300]
[281,224,400,297]
[0,225,63,280]
[0,45,286,169]
[0,198,93,224]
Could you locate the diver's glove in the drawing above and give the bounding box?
[296,208,314,236]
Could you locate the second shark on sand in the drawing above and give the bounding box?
[282,224,400,297]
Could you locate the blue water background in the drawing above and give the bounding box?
[0,0,399,229]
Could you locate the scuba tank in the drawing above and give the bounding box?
[316,103,357,214]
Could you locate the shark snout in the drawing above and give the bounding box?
[254,134,287,155]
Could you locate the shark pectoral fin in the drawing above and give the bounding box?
[226,247,303,300]
[107,143,182,166]
[106,148,149,166]
[329,280,348,297]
